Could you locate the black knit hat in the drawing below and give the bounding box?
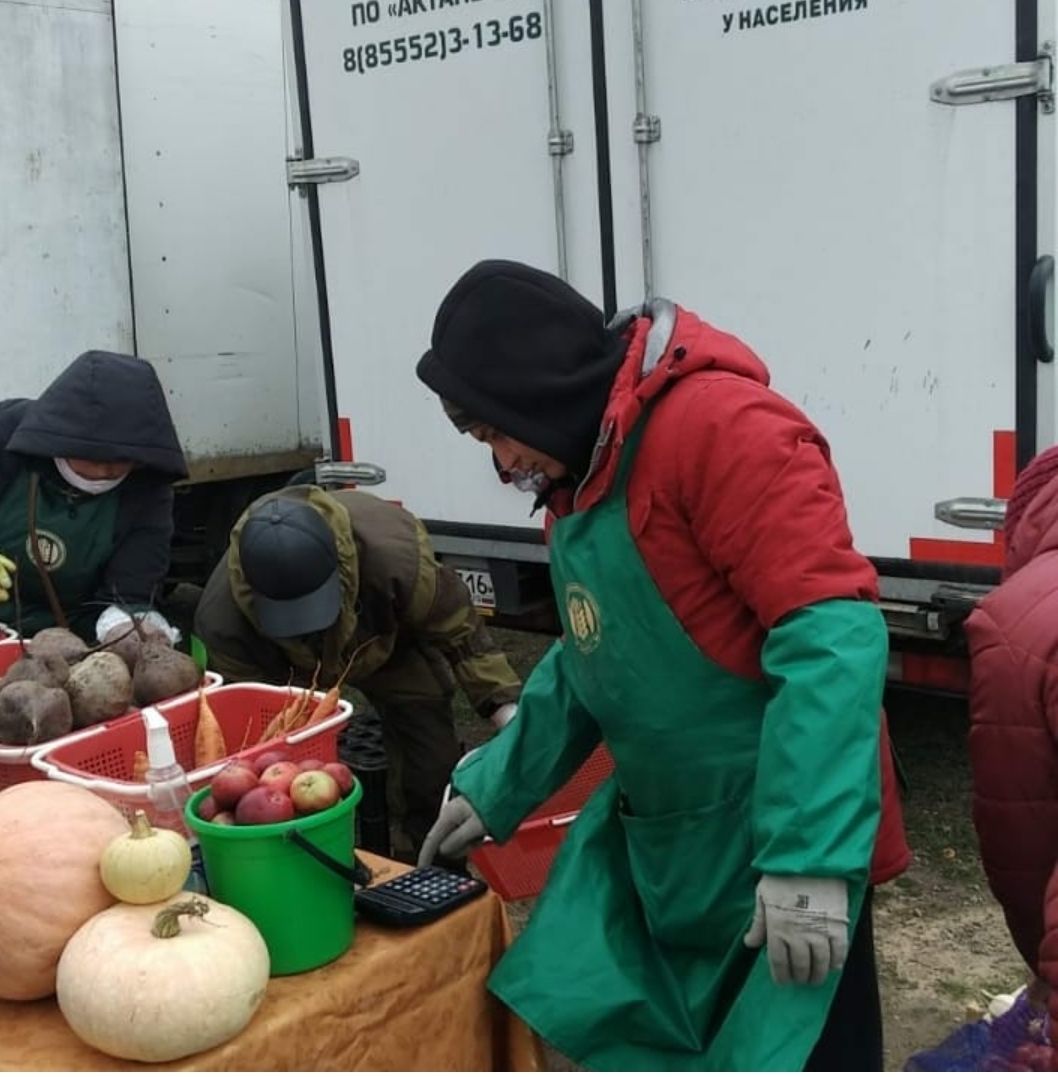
[417,260,626,477]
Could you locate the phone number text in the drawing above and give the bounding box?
[342,13,542,74]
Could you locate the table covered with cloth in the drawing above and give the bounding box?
[0,853,544,1071]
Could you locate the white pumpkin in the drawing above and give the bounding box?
[56,894,270,1062]
[99,811,191,904]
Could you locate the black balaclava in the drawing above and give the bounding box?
[416,260,628,479]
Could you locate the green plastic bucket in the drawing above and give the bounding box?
[185,780,362,975]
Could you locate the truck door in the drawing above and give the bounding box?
[285,0,602,530]
[599,0,1053,591]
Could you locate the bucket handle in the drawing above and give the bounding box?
[285,830,373,888]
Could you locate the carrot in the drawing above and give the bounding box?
[259,702,296,744]
[271,662,321,737]
[132,749,149,783]
[194,687,227,768]
[300,651,358,730]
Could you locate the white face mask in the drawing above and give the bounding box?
[507,467,551,494]
[54,457,128,496]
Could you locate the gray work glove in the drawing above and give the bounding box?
[743,874,849,986]
[489,702,518,730]
[417,794,488,867]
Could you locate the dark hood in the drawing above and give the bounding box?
[6,351,188,480]
[417,260,627,478]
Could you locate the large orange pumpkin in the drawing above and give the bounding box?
[0,782,127,1000]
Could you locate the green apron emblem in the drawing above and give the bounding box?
[24,529,66,571]
[564,582,602,654]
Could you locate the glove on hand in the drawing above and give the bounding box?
[95,606,181,645]
[489,702,517,730]
[417,794,488,867]
[743,874,849,986]
[0,555,15,604]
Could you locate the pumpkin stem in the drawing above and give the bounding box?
[151,898,211,939]
[129,810,155,840]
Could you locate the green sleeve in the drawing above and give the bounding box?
[751,599,886,880]
[453,639,601,842]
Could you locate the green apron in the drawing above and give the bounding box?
[463,421,875,1071]
[0,467,119,637]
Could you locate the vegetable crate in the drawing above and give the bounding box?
[30,682,352,816]
[0,638,222,790]
[469,743,614,901]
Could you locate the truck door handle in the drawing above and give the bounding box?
[1029,254,1054,363]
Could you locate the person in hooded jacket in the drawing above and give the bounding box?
[0,350,187,642]
[414,260,910,1071]
[965,444,1058,1060]
[192,484,522,859]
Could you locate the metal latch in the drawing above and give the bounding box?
[934,497,1007,531]
[931,44,1054,111]
[286,156,360,195]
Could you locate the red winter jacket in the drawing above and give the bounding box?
[548,302,910,885]
[967,464,1058,969]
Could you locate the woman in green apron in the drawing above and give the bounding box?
[0,351,187,641]
[416,261,909,1071]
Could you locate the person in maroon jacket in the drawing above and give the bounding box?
[966,444,1058,1062]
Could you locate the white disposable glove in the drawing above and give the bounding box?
[489,702,517,730]
[0,555,15,603]
[743,875,849,986]
[95,605,181,646]
[417,794,488,866]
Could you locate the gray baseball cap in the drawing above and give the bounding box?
[239,498,341,638]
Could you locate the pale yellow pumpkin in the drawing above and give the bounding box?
[57,894,270,1062]
[99,810,191,904]
[0,782,127,1000]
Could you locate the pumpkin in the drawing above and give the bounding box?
[99,810,192,904]
[0,782,127,1000]
[57,895,270,1062]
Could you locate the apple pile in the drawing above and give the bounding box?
[197,752,355,825]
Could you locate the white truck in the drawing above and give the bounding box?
[5,0,1056,690]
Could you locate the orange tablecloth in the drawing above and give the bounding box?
[0,853,544,1071]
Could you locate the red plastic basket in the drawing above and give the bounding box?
[31,682,352,816]
[470,743,614,901]
[0,639,221,791]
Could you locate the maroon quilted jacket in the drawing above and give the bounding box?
[966,450,1058,969]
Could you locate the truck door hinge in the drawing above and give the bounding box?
[548,129,574,157]
[286,156,360,196]
[931,44,1054,112]
[632,113,661,143]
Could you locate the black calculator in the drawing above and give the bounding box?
[354,866,487,926]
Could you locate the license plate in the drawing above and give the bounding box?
[455,568,496,613]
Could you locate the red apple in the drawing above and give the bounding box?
[290,770,341,815]
[252,749,293,775]
[197,794,219,821]
[258,760,300,795]
[211,762,259,810]
[212,810,236,826]
[235,786,295,825]
[297,757,326,773]
[322,761,355,797]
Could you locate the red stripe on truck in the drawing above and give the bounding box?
[337,417,353,463]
